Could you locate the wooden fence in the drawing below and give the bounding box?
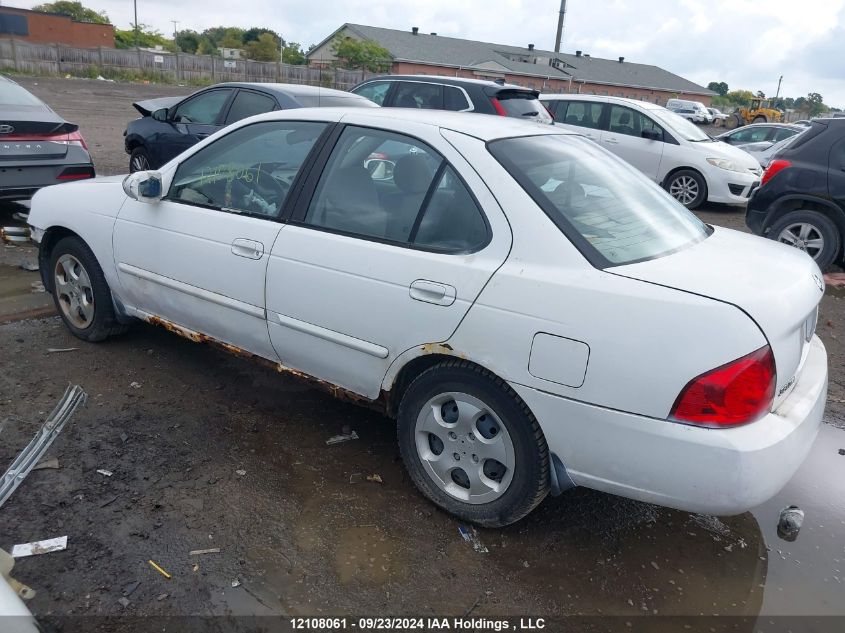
[0,38,372,90]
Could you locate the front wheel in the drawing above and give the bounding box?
[129,147,151,173]
[768,210,841,271]
[49,236,127,341]
[753,115,767,124]
[397,360,550,527]
[666,169,707,209]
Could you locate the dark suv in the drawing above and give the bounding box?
[351,75,553,124]
[747,118,845,270]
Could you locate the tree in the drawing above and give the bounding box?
[724,89,755,106]
[245,33,279,61]
[175,30,201,54]
[197,38,217,56]
[331,36,391,72]
[243,28,279,45]
[115,23,177,51]
[218,28,245,49]
[707,81,728,96]
[807,92,827,117]
[281,42,306,65]
[32,1,109,24]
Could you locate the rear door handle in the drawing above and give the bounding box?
[196,133,210,139]
[231,238,264,260]
[409,280,456,306]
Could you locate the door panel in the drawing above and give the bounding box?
[155,88,233,165]
[601,105,664,180]
[113,119,329,358]
[265,120,511,398]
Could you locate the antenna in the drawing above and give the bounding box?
[554,0,567,53]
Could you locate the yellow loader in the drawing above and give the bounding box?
[725,98,783,129]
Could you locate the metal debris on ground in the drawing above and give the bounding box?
[1,226,30,244]
[189,548,221,556]
[99,495,118,508]
[778,505,805,542]
[192,563,199,572]
[30,281,45,293]
[11,536,68,558]
[235,469,246,476]
[122,581,140,596]
[458,525,489,553]
[148,560,172,579]
[20,261,39,272]
[156,593,168,601]
[46,348,78,354]
[129,381,142,389]
[231,579,241,588]
[326,430,359,445]
[118,596,131,608]
[366,474,383,484]
[1,548,36,601]
[32,457,59,471]
[12,212,29,223]
[96,469,113,477]
[0,385,87,509]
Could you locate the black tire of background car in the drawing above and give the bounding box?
[397,359,550,528]
[129,147,152,173]
[768,210,842,272]
[665,169,707,210]
[48,236,128,342]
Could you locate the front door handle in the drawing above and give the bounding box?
[231,238,264,260]
[196,133,210,139]
[409,280,456,306]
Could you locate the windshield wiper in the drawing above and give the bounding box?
[521,111,539,117]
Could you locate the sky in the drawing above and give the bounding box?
[7,0,845,107]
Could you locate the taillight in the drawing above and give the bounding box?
[57,166,95,181]
[1,130,88,151]
[761,159,791,186]
[490,97,507,116]
[670,346,776,427]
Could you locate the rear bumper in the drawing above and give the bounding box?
[513,335,827,515]
[0,163,95,201]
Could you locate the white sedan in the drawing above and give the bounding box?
[28,108,827,527]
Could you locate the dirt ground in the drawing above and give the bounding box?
[2,77,845,631]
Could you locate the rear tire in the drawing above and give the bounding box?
[753,115,767,124]
[768,210,841,271]
[129,147,151,173]
[397,360,550,527]
[49,236,128,342]
[665,169,707,210]
[726,114,742,129]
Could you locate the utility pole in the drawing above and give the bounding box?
[171,20,180,40]
[554,0,567,53]
[133,0,139,48]
[775,75,783,100]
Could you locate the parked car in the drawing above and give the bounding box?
[716,123,807,167]
[793,120,813,128]
[667,98,712,123]
[124,82,377,172]
[28,108,826,527]
[708,107,728,126]
[351,75,553,125]
[0,74,94,201]
[540,94,762,209]
[747,117,845,270]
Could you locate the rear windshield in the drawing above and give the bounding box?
[0,79,46,108]
[489,134,710,267]
[496,92,553,124]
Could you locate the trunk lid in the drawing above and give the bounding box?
[0,106,76,161]
[132,96,184,117]
[612,227,824,407]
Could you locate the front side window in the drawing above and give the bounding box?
[303,126,487,252]
[353,81,392,106]
[172,89,232,124]
[607,105,664,140]
[393,82,444,109]
[489,134,710,267]
[225,90,276,124]
[168,121,327,217]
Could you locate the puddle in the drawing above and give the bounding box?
[335,525,399,584]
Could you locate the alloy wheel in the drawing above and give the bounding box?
[669,175,699,206]
[131,153,149,172]
[777,223,825,260]
[414,392,515,504]
[54,254,95,329]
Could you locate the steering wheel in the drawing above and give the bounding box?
[228,166,290,214]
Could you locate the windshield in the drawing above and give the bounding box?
[489,134,711,267]
[651,108,710,141]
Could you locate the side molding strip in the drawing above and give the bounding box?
[272,312,389,359]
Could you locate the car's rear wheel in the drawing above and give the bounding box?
[768,210,841,271]
[666,169,707,209]
[129,147,151,173]
[397,360,549,527]
[49,236,127,342]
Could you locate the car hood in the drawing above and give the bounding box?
[612,226,824,407]
[133,96,184,117]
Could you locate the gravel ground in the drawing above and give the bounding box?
[1,77,845,630]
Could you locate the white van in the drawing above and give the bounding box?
[540,94,762,209]
[666,98,712,123]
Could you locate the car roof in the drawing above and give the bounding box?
[539,93,665,111]
[360,75,530,91]
[727,123,803,130]
[249,106,573,142]
[213,82,368,99]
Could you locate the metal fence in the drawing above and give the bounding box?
[0,38,372,89]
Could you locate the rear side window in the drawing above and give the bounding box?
[225,90,276,124]
[394,82,444,109]
[495,93,552,123]
[303,126,487,252]
[489,134,709,267]
[444,86,471,111]
[772,127,799,142]
[561,102,604,129]
[353,81,392,106]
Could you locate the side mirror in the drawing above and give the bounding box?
[123,171,163,203]
[152,108,169,122]
[641,129,661,141]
